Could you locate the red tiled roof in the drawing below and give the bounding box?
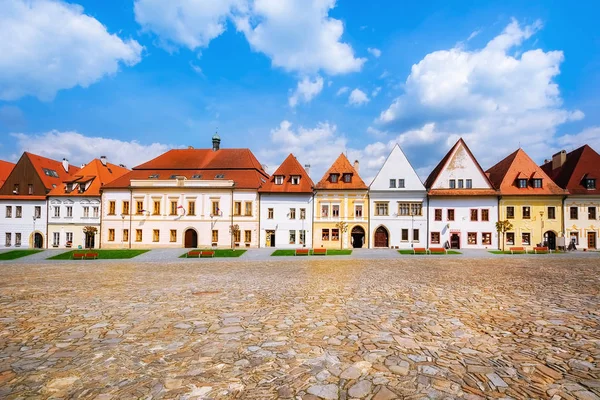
[0,160,15,187]
[541,145,600,195]
[259,154,314,193]
[487,149,566,195]
[48,159,129,196]
[315,153,368,190]
[0,195,46,200]
[134,148,266,172]
[428,189,498,196]
[25,152,81,190]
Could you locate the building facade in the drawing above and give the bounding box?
[542,146,600,250]
[313,154,369,249]
[259,154,314,248]
[369,144,427,248]
[425,139,499,249]
[488,149,566,251]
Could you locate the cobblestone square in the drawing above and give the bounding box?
[0,257,599,399]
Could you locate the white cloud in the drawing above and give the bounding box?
[10,131,175,168]
[467,29,481,41]
[289,76,324,107]
[336,86,350,96]
[376,18,584,167]
[348,88,369,106]
[556,126,600,153]
[0,0,143,101]
[367,47,382,58]
[371,87,381,97]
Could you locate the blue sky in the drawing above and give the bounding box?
[1,0,599,182]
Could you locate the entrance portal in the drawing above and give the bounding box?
[34,233,43,249]
[85,232,95,249]
[544,231,556,250]
[266,230,276,247]
[351,226,365,248]
[374,226,389,248]
[184,229,198,248]
[587,232,596,249]
[450,233,460,249]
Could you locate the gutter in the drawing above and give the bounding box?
[426,193,430,248]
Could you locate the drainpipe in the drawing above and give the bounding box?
[561,194,567,237]
[311,190,316,250]
[99,190,103,249]
[258,192,261,248]
[45,196,49,249]
[497,195,502,250]
[231,187,234,250]
[129,188,132,249]
[426,194,430,248]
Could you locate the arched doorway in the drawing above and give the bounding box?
[544,231,556,250]
[184,229,198,248]
[374,226,389,248]
[351,226,365,248]
[33,233,43,249]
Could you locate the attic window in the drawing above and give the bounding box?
[170,175,178,179]
[532,178,543,188]
[148,174,159,179]
[215,174,225,179]
[585,178,596,190]
[330,174,339,183]
[191,174,202,179]
[291,176,300,185]
[517,178,528,188]
[43,168,59,178]
[274,176,284,185]
[343,174,351,183]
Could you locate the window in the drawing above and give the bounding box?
[268,208,274,219]
[212,201,220,216]
[330,174,339,183]
[28,184,33,195]
[66,232,72,244]
[355,204,363,218]
[466,179,472,189]
[136,201,144,215]
[375,202,389,216]
[34,206,41,218]
[300,208,306,219]
[54,206,60,218]
[244,230,251,243]
[215,174,225,179]
[13,184,19,194]
[434,209,442,221]
[411,203,423,216]
[321,205,329,218]
[521,232,531,246]
[401,229,409,241]
[5,233,11,247]
[447,209,455,221]
[93,207,99,218]
[506,232,515,245]
[123,229,129,242]
[170,201,178,216]
[153,200,161,215]
[274,176,284,185]
[108,201,116,215]
[153,229,160,242]
[299,230,306,245]
[322,229,330,241]
[12,206,21,219]
[585,178,596,190]
[343,174,352,183]
[245,202,253,216]
[5,206,12,218]
[331,229,339,241]
[43,168,59,178]
[449,179,456,189]
[108,229,115,241]
[431,232,440,244]
[458,179,464,189]
[506,206,515,219]
[413,229,419,242]
[291,176,300,185]
[589,207,597,220]
[532,179,543,188]
[212,230,218,243]
[170,230,177,242]
[52,233,59,247]
[470,209,478,221]
[570,232,579,245]
[399,202,423,216]
[15,233,21,246]
[136,229,142,242]
[481,209,489,221]
[234,201,242,216]
[234,230,241,243]
[83,206,89,218]
[289,208,296,219]
[522,206,531,219]
[188,201,195,216]
[389,179,396,188]
[570,207,578,219]
[517,179,528,188]
[66,206,72,218]
[482,232,492,245]
[122,200,130,215]
[289,230,296,244]
[398,179,405,188]
[468,232,477,245]
[548,206,556,220]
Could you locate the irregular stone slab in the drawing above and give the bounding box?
[216,326,244,334]
[307,384,338,399]
[348,380,372,398]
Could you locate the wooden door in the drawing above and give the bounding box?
[588,232,597,249]
[450,234,460,249]
[374,227,388,247]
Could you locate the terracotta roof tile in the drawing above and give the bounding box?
[315,153,368,190]
[134,148,266,172]
[259,154,314,193]
[48,159,129,197]
[541,145,600,195]
[0,160,15,187]
[25,152,81,190]
[428,189,498,196]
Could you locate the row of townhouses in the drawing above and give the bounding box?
[1,134,599,251]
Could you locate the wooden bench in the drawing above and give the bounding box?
[429,247,447,254]
[200,251,215,258]
[72,252,98,260]
[295,249,310,256]
[413,247,428,255]
[185,250,202,258]
[534,246,550,254]
[85,252,98,259]
[313,248,327,255]
[72,252,86,260]
[509,246,527,254]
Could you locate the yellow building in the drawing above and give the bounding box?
[487,149,567,250]
[313,154,369,249]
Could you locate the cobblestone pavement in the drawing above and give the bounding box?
[0,257,599,399]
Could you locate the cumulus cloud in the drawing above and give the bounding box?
[348,88,369,106]
[0,0,143,101]
[376,18,583,167]
[10,131,175,168]
[556,126,600,153]
[289,76,324,107]
[336,86,350,96]
[367,47,382,58]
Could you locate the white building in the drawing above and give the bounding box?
[259,154,314,248]
[424,139,499,250]
[369,144,427,248]
[101,135,269,249]
[47,158,129,249]
[0,153,76,249]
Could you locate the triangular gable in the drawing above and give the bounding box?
[541,145,600,195]
[259,154,314,193]
[370,144,425,191]
[315,153,368,190]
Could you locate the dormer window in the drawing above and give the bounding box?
[585,178,596,190]
[343,174,351,183]
[517,178,528,188]
[191,174,202,179]
[215,174,225,179]
[532,178,543,188]
[330,174,339,183]
[291,176,300,185]
[148,174,159,179]
[274,176,284,185]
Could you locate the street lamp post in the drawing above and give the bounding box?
[32,216,37,248]
[539,210,545,246]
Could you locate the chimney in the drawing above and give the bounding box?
[212,132,221,151]
[80,163,86,168]
[119,164,126,168]
[544,159,550,165]
[187,146,194,149]
[100,156,107,166]
[552,150,566,170]
[353,160,360,172]
[304,164,311,176]
[62,158,69,172]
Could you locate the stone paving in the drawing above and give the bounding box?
[0,257,599,399]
